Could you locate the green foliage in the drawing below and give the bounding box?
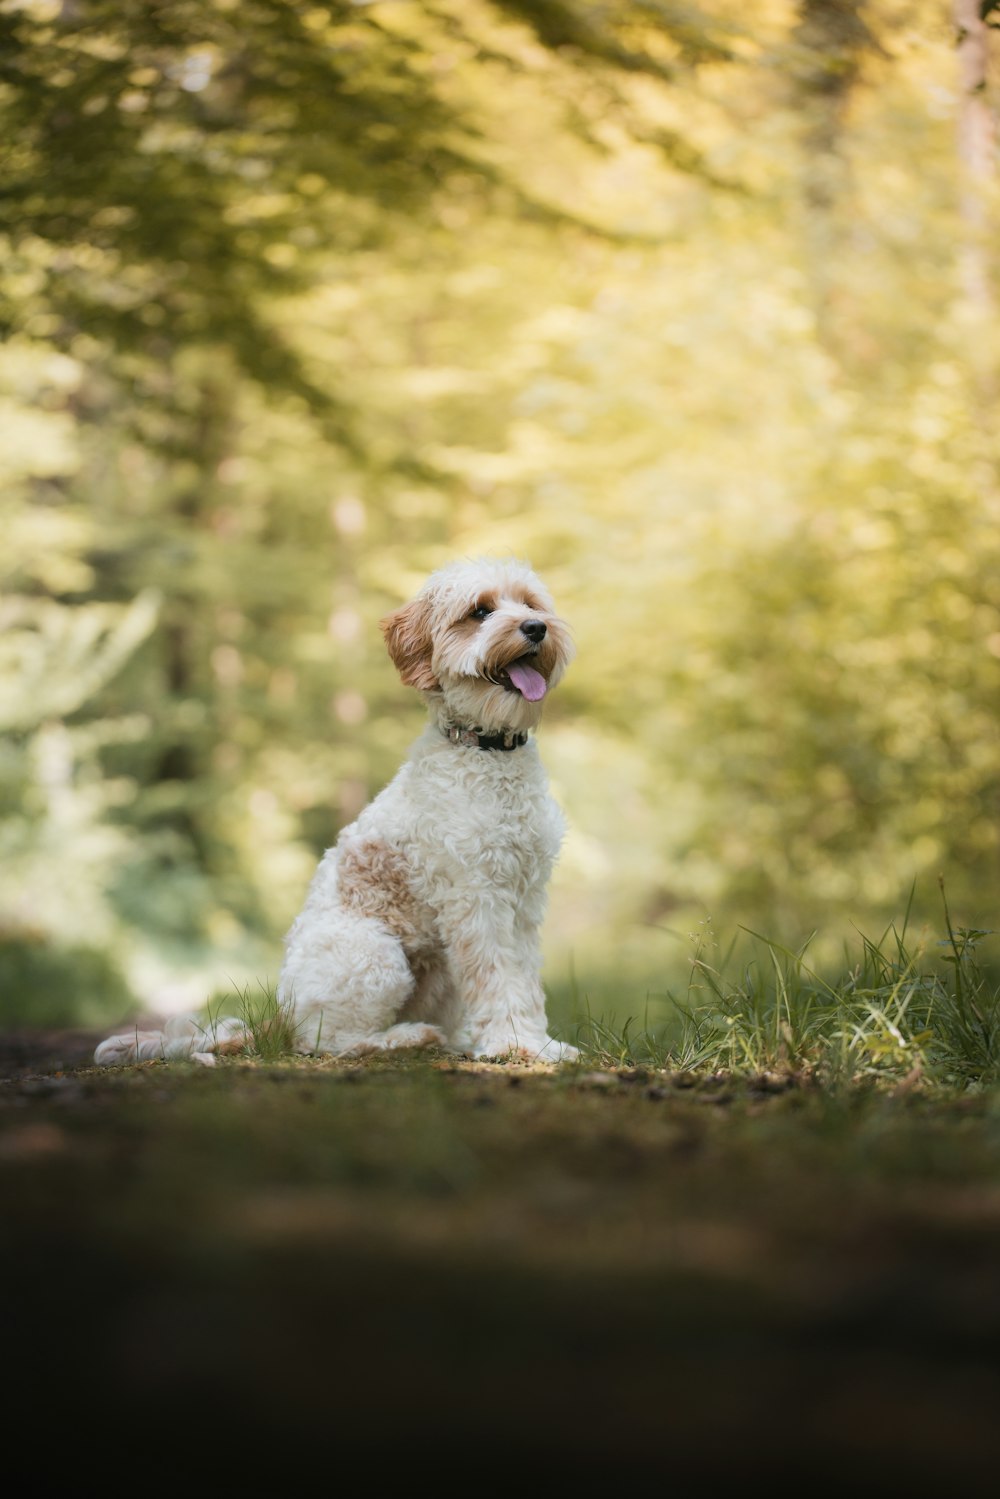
[0,930,133,1027]
[1,0,485,410]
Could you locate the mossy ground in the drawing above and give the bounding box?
[5,1031,1000,1479]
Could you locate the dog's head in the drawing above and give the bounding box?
[380,558,574,732]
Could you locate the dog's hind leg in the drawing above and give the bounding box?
[279,909,424,1056]
[322,951,452,1056]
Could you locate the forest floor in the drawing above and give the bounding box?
[5,1029,1000,1479]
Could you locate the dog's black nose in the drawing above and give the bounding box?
[520,619,547,643]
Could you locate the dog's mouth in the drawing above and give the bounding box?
[491,655,548,702]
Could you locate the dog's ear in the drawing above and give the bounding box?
[380,597,439,690]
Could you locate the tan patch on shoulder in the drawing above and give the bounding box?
[338,837,428,950]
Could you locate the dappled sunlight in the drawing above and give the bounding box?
[1,1,999,1026]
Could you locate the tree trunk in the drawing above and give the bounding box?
[954,0,996,316]
[792,0,874,358]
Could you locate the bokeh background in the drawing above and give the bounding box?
[2,0,999,1032]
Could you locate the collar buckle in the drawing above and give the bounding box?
[448,725,481,748]
[445,724,528,752]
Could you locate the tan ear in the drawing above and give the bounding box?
[379,597,439,690]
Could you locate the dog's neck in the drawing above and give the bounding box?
[427,687,542,746]
[440,723,529,752]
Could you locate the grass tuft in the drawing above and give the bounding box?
[203,981,297,1060]
[238,981,298,1059]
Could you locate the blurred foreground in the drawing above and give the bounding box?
[5,1047,1000,1478]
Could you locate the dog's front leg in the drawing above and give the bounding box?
[437,891,577,1063]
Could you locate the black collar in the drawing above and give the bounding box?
[444,724,529,752]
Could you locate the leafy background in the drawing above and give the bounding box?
[2,0,998,1028]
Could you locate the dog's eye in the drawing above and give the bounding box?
[469,604,493,621]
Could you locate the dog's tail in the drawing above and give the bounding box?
[94,1014,249,1068]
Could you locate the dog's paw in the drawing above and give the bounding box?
[339,1022,448,1057]
[94,1032,160,1066]
[470,1035,579,1064]
[383,1022,448,1050]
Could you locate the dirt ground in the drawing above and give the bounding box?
[5,1030,1000,1481]
[0,1026,105,1079]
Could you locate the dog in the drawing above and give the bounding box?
[95,557,578,1066]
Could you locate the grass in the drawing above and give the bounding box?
[233,978,299,1058]
[573,892,1000,1090]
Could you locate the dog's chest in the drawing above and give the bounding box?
[399,747,564,884]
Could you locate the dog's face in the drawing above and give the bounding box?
[381,559,574,731]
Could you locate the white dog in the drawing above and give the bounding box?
[95,557,578,1066]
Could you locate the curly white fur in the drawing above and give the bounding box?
[95,558,578,1067]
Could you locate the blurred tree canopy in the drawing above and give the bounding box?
[2,0,999,1022]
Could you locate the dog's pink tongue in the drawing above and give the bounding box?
[507,661,548,701]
